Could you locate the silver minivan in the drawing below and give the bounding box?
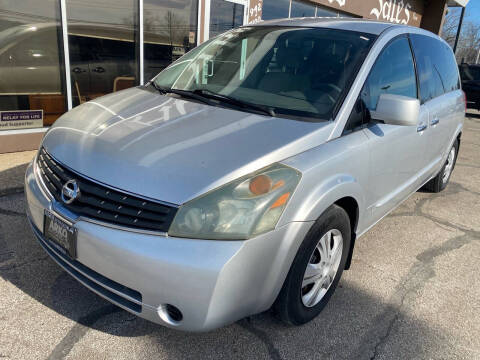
[25,18,464,331]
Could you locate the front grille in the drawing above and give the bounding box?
[37,147,177,232]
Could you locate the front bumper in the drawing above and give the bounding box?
[25,161,312,331]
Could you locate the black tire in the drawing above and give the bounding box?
[274,204,351,325]
[423,139,458,193]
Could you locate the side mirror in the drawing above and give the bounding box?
[371,94,420,126]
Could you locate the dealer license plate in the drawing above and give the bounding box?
[43,210,77,258]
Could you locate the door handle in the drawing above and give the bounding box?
[72,67,86,73]
[417,124,427,132]
[430,118,440,126]
[92,66,105,73]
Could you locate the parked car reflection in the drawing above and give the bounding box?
[0,22,195,115]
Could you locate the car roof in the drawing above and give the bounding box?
[251,17,404,35]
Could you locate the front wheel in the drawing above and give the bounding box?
[274,205,351,325]
[424,139,458,193]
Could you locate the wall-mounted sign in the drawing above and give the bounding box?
[246,0,423,28]
[248,0,263,24]
[315,0,423,27]
[0,110,43,131]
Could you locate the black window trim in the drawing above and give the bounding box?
[406,33,421,103]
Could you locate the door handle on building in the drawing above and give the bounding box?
[72,67,86,73]
[417,123,427,132]
[430,118,440,126]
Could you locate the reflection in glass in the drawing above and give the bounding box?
[144,0,198,81]
[361,38,417,111]
[262,0,290,21]
[209,0,244,39]
[154,26,375,121]
[261,1,355,21]
[0,0,66,129]
[316,8,337,17]
[316,5,354,18]
[66,0,138,106]
[290,1,315,18]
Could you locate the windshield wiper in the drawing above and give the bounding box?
[151,83,214,105]
[192,89,276,117]
[151,83,275,117]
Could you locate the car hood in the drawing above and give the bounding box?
[43,87,333,204]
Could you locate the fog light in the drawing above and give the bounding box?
[166,304,183,322]
[158,304,183,324]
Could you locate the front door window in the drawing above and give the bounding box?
[361,37,417,112]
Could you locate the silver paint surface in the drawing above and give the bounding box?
[43,89,331,205]
[26,19,465,331]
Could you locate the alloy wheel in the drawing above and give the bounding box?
[442,147,456,184]
[301,229,343,308]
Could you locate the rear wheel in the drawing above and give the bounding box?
[274,205,350,325]
[424,139,458,193]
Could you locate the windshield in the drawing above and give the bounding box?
[153,26,376,121]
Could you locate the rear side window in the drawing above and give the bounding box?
[410,34,459,103]
[439,43,460,92]
[361,36,417,111]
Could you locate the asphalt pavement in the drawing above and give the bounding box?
[0,114,479,360]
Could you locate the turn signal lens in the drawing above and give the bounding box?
[249,174,272,195]
[271,192,290,209]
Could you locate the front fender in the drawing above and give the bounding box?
[278,129,371,233]
[279,173,366,232]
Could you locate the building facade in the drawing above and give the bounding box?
[0,0,467,152]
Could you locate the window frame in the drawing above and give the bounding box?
[440,41,461,93]
[407,34,421,104]
[409,34,463,104]
[343,33,419,134]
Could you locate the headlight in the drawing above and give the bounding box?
[168,163,301,240]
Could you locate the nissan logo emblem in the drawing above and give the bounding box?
[61,179,80,204]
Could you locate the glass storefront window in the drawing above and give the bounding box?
[290,0,315,18]
[316,6,339,17]
[0,0,358,137]
[316,5,354,18]
[209,0,244,39]
[144,0,198,82]
[262,0,290,21]
[66,0,139,107]
[0,0,66,130]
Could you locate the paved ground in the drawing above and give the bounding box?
[1,115,479,360]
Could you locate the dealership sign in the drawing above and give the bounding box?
[0,110,43,130]
[320,0,422,26]
[369,0,418,25]
[248,0,263,24]
[247,0,422,27]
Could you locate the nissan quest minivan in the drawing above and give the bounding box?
[25,18,464,331]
